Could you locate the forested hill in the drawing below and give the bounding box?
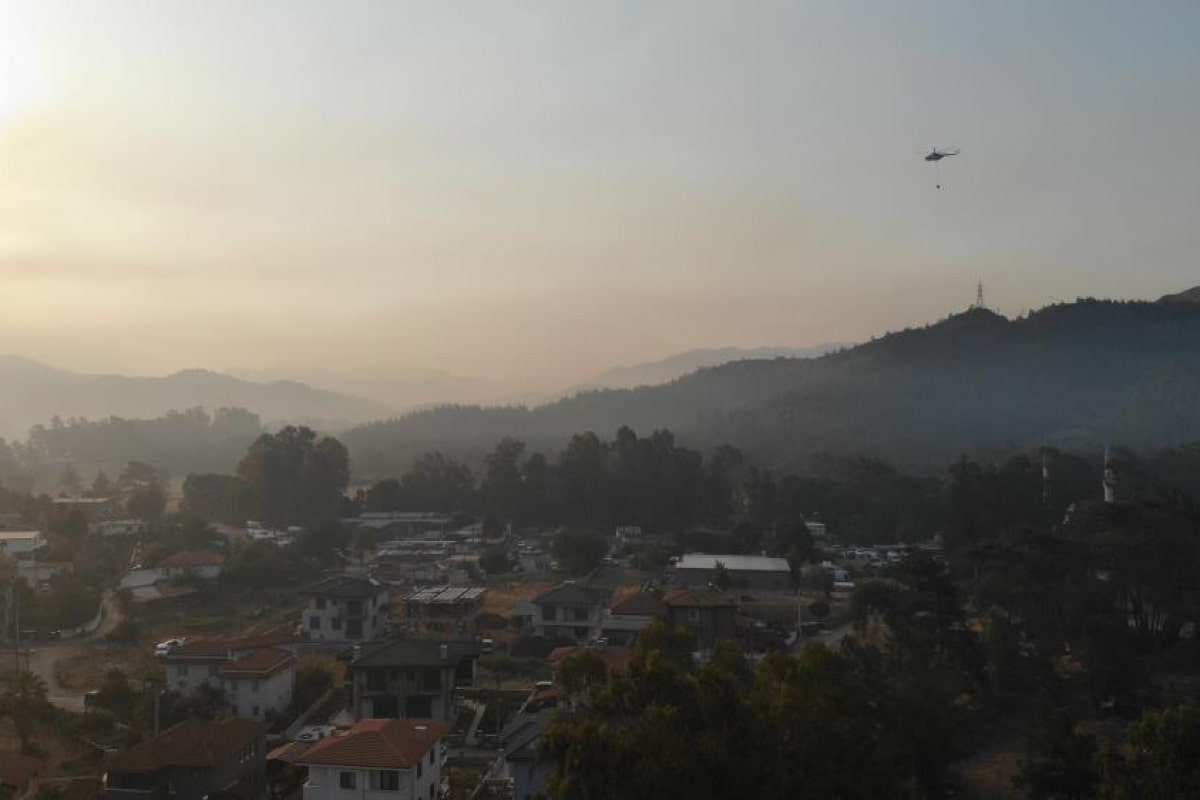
[343,295,1200,476]
[0,358,390,440]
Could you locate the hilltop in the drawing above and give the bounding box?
[342,293,1200,475]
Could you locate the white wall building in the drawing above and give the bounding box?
[301,575,391,642]
[164,641,295,720]
[0,530,45,559]
[298,718,448,800]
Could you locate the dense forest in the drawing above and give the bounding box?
[342,297,1200,476]
[5,297,1200,490]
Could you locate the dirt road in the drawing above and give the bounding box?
[22,590,127,711]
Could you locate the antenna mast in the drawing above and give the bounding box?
[973,281,986,310]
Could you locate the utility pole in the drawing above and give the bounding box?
[12,586,20,673]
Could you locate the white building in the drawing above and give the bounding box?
[298,718,448,800]
[222,648,295,721]
[301,575,391,642]
[0,530,45,560]
[164,639,295,720]
[530,583,608,643]
[673,553,793,592]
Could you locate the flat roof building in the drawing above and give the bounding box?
[673,553,793,592]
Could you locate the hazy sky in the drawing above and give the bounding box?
[1,1,1198,393]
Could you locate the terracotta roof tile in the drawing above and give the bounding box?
[220,647,294,678]
[107,719,266,772]
[662,588,736,608]
[297,719,449,769]
[609,591,667,617]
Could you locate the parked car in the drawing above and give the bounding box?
[154,638,185,658]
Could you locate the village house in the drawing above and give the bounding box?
[163,639,295,720]
[401,586,486,635]
[530,583,608,643]
[297,718,448,800]
[601,591,667,646]
[103,719,267,800]
[301,575,391,642]
[662,587,738,654]
[348,638,478,722]
[486,709,560,800]
[0,531,45,561]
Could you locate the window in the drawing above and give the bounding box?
[542,604,557,621]
[417,760,422,779]
[346,619,363,638]
[178,664,189,677]
[422,669,441,691]
[367,670,387,691]
[574,627,589,640]
[339,772,357,789]
[572,606,589,622]
[252,704,260,717]
[347,600,364,616]
[428,748,434,765]
[315,598,327,610]
[251,680,260,693]
[687,608,701,624]
[332,617,342,630]
[309,616,321,630]
[372,771,400,791]
[208,665,219,678]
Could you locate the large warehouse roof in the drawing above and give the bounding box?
[675,554,790,573]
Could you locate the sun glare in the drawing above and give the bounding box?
[0,6,49,125]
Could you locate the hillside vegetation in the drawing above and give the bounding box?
[344,296,1200,476]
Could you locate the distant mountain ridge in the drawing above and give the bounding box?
[0,358,391,440]
[342,291,1200,476]
[581,344,846,391]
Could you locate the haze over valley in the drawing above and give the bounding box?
[5,5,1200,799]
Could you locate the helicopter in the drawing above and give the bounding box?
[923,147,960,162]
[922,147,961,188]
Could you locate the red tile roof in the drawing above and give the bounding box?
[158,550,226,569]
[297,719,449,770]
[266,741,312,764]
[167,635,296,663]
[662,588,736,608]
[220,647,294,678]
[107,719,266,772]
[609,591,667,617]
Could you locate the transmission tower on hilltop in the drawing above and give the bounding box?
[972,281,986,310]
